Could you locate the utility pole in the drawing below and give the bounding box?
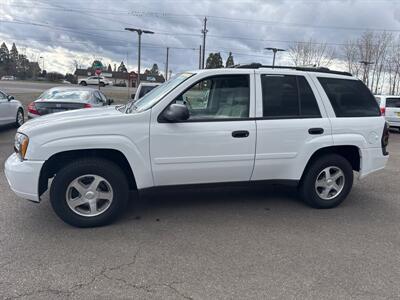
[165,47,169,81]
[125,27,154,86]
[359,60,374,85]
[201,17,208,69]
[199,45,202,69]
[265,47,286,68]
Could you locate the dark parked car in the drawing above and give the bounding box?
[28,86,114,118]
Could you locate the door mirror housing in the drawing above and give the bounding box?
[160,104,190,122]
[7,95,14,101]
[107,98,114,105]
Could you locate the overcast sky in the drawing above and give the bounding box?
[1,0,400,75]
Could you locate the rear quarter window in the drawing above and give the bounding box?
[318,77,380,117]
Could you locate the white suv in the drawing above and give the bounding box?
[79,76,111,87]
[5,66,389,227]
[375,95,400,131]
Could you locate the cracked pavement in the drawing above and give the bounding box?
[1,106,400,298]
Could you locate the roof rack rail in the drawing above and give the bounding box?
[233,63,352,76]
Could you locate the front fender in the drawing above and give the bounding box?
[28,134,153,189]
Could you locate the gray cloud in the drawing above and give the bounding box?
[1,0,400,74]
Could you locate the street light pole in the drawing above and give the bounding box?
[39,56,44,72]
[165,47,169,81]
[125,27,154,86]
[265,47,286,68]
[201,17,208,69]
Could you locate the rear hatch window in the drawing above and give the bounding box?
[318,77,380,117]
[386,98,400,108]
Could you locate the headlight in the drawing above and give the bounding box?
[14,133,29,160]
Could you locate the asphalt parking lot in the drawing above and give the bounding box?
[1,84,400,299]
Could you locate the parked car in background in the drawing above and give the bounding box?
[0,89,24,127]
[79,76,111,87]
[27,86,114,119]
[1,75,16,81]
[376,95,400,131]
[132,82,161,101]
[5,66,389,227]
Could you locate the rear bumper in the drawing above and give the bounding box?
[387,120,400,128]
[359,147,389,179]
[27,112,40,119]
[4,153,44,202]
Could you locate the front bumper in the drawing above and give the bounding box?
[4,153,44,202]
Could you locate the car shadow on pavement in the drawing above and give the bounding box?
[0,124,17,133]
[120,184,303,222]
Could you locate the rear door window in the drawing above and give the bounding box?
[318,77,380,117]
[261,75,321,118]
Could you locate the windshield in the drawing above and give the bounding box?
[38,89,91,102]
[126,72,194,113]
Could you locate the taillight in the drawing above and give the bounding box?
[380,107,386,116]
[381,122,389,156]
[28,102,39,115]
[84,103,92,108]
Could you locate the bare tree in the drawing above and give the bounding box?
[384,36,400,95]
[342,31,394,94]
[342,40,362,78]
[72,59,83,70]
[288,39,335,67]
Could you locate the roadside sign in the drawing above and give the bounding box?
[95,68,102,76]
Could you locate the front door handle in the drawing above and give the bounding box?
[308,128,324,135]
[232,130,249,138]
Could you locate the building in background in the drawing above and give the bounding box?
[74,60,165,87]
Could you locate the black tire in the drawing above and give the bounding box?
[299,154,353,209]
[80,81,87,86]
[50,158,129,227]
[15,109,24,128]
[100,82,105,87]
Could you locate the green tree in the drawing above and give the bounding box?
[225,52,235,67]
[206,52,223,69]
[107,64,112,72]
[10,43,18,62]
[149,63,159,75]
[0,42,9,63]
[45,71,64,82]
[117,61,127,72]
[65,73,77,84]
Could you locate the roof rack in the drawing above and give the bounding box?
[233,63,352,76]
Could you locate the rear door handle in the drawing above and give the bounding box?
[232,130,249,138]
[308,128,324,135]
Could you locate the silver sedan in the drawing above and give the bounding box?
[0,90,24,127]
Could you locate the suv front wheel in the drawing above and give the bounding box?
[300,154,354,209]
[50,158,129,227]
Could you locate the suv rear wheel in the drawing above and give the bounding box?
[300,154,353,208]
[50,158,129,227]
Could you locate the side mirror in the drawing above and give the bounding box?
[131,93,135,99]
[160,104,189,122]
[7,95,14,101]
[107,98,114,105]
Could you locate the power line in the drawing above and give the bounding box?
[3,3,400,32]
